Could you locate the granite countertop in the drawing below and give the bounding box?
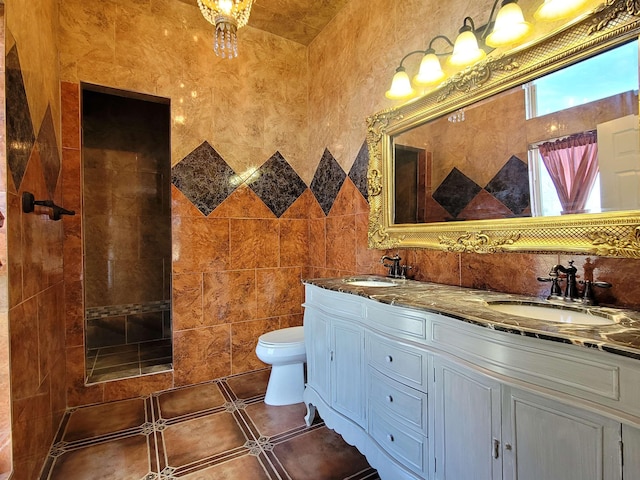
[304,276,640,361]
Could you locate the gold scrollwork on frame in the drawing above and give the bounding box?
[439,232,522,254]
[366,0,640,257]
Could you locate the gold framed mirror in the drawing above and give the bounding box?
[366,0,640,257]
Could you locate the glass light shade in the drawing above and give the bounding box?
[385,69,415,99]
[534,0,588,21]
[486,2,532,47]
[414,53,446,86]
[449,29,486,67]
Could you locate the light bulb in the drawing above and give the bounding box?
[486,1,532,47]
[449,29,486,67]
[385,68,415,100]
[534,0,589,21]
[414,52,446,86]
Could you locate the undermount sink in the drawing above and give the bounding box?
[487,302,616,326]
[343,278,399,287]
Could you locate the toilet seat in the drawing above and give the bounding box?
[258,326,304,348]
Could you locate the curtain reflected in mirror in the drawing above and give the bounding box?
[393,39,639,224]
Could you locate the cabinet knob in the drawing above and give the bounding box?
[387,434,394,442]
[505,443,512,451]
[385,355,393,363]
[386,395,394,403]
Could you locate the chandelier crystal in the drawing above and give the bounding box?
[198,0,253,59]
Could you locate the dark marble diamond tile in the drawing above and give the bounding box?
[171,142,237,216]
[485,155,530,216]
[432,167,482,219]
[310,149,347,216]
[37,106,61,196]
[348,141,369,201]
[247,151,307,218]
[6,45,35,191]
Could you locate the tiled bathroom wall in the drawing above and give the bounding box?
[5,0,67,478]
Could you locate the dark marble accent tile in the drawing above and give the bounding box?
[432,167,482,219]
[247,151,307,218]
[37,106,61,197]
[310,149,347,215]
[6,45,35,191]
[171,142,237,216]
[485,155,530,216]
[348,141,369,201]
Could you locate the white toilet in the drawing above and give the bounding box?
[255,326,306,406]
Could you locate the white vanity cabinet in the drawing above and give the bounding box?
[303,283,640,480]
[433,357,502,480]
[502,388,621,480]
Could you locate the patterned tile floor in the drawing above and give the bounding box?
[40,369,380,479]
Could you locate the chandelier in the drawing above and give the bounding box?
[386,0,589,99]
[198,0,253,59]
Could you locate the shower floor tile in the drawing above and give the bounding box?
[86,339,172,384]
[41,369,380,480]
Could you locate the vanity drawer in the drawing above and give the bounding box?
[367,332,428,393]
[368,367,427,434]
[365,302,427,340]
[304,284,363,320]
[369,405,428,476]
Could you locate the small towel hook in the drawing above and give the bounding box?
[22,192,75,221]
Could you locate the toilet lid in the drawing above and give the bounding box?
[258,326,304,347]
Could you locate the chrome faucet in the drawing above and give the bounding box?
[380,254,411,279]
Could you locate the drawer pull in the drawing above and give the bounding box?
[386,395,394,403]
[385,355,393,363]
[387,434,395,442]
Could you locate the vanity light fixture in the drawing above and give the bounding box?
[386,0,547,100]
[534,0,589,21]
[198,0,253,59]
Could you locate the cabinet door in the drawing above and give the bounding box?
[304,307,331,401]
[502,388,622,480]
[331,318,365,426]
[622,424,640,479]
[434,357,502,480]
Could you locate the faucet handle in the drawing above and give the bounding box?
[580,280,612,306]
[538,276,563,298]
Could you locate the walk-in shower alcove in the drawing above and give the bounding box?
[82,85,172,383]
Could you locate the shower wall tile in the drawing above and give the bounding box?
[229,219,280,270]
[203,270,257,325]
[8,299,39,400]
[86,316,126,349]
[172,273,203,331]
[173,325,231,387]
[61,82,80,149]
[64,280,84,348]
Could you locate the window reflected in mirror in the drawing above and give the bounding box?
[393,39,639,224]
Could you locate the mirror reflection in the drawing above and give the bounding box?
[393,39,639,224]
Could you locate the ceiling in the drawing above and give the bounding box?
[181,0,351,45]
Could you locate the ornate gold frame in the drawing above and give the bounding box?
[366,0,640,257]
